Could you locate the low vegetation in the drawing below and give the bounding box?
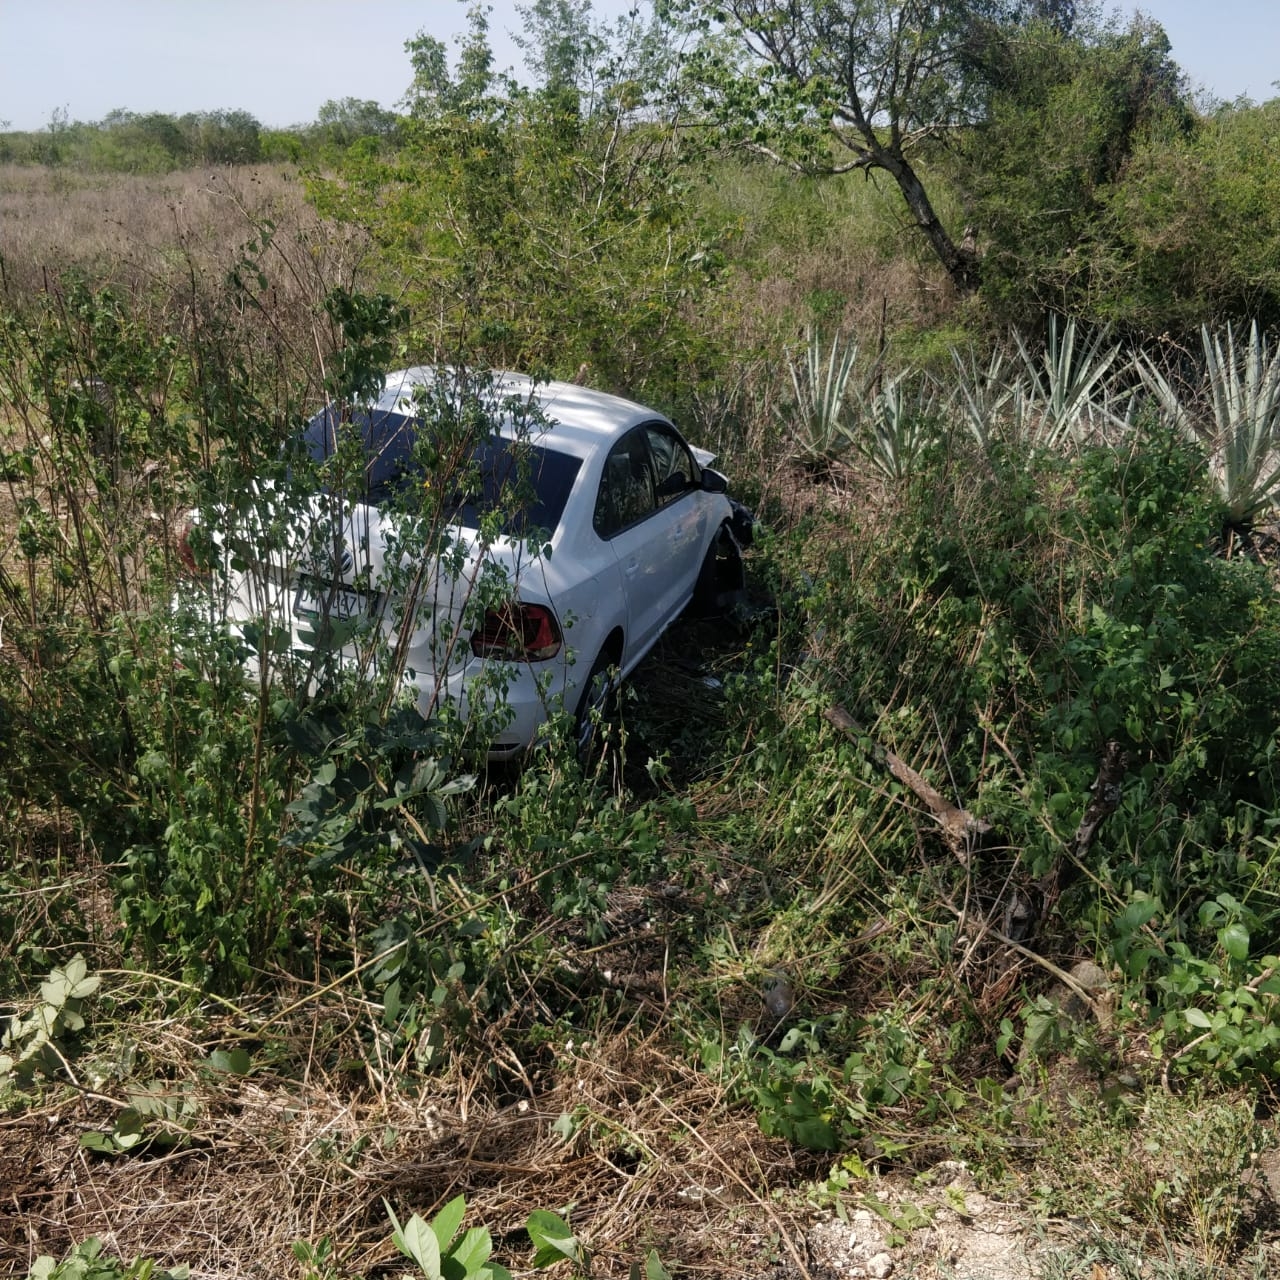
[5,3,1280,1277]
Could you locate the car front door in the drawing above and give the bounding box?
[644,422,709,621]
[593,424,708,665]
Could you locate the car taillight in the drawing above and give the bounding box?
[470,603,562,661]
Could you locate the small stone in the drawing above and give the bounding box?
[763,970,796,1021]
[1069,960,1110,991]
[866,1252,894,1278]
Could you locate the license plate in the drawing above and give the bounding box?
[293,579,368,622]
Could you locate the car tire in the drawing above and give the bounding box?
[691,521,745,616]
[574,646,620,764]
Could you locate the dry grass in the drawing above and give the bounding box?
[0,977,816,1280]
[0,165,361,298]
[0,164,374,408]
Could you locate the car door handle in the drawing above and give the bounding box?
[624,560,640,578]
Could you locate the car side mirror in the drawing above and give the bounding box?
[700,468,728,494]
[656,471,691,500]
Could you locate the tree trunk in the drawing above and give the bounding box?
[878,149,981,294]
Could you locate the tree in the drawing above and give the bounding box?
[514,0,603,99]
[1099,96,1280,334]
[315,98,400,148]
[674,0,1019,293]
[310,6,723,401]
[402,3,501,121]
[957,12,1190,324]
[178,109,263,164]
[99,110,189,170]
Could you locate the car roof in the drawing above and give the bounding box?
[376,368,669,460]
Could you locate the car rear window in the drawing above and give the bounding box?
[300,408,581,535]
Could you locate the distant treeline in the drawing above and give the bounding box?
[0,98,400,171]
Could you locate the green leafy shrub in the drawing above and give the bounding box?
[27,1237,187,1280]
[0,956,100,1089]
[778,412,1280,1083]
[386,1194,513,1280]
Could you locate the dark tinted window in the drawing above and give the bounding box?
[302,408,417,501]
[593,427,657,537]
[300,408,581,535]
[646,424,696,503]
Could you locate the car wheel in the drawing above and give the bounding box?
[692,522,745,616]
[574,647,620,764]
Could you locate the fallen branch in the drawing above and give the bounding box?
[940,898,1099,1016]
[1037,739,1128,919]
[824,705,992,861]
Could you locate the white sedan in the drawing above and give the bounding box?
[192,369,748,758]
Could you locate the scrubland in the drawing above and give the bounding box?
[3,130,1280,1280]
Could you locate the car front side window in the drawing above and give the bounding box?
[594,428,657,537]
[646,424,696,504]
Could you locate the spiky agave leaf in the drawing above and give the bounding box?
[1204,322,1280,524]
[861,370,938,481]
[1138,322,1280,524]
[1015,315,1121,450]
[1134,348,1195,439]
[779,327,864,467]
[947,344,1026,454]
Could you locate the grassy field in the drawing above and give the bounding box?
[3,161,1280,1280]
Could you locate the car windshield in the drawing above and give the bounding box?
[300,408,581,535]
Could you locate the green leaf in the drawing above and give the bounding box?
[526,1209,580,1268]
[791,1114,838,1151]
[644,1249,673,1280]
[431,1195,467,1255]
[387,1202,442,1280]
[79,1130,121,1155]
[396,1214,442,1279]
[1220,923,1250,961]
[1185,1007,1213,1029]
[447,1226,493,1276]
[40,973,72,1007]
[206,1047,252,1075]
[383,978,402,1026]
[112,1108,148,1149]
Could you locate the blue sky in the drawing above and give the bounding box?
[0,0,1275,132]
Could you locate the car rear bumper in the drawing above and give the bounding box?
[176,577,576,760]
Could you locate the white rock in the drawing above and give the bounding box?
[866,1252,894,1278]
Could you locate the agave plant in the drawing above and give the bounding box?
[861,370,939,482]
[947,344,1027,454]
[1138,321,1280,526]
[1015,315,1123,450]
[778,327,864,469]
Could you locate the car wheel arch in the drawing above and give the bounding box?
[574,627,625,761]
[692,519,746,615]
